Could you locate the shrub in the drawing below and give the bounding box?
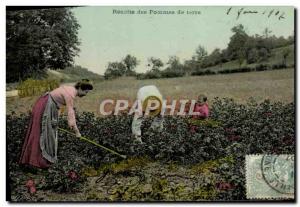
[218,67,253,74]
[137,71,162,80]
[191,70,216,76]
[246,48,259,64]
[160,70,185,78]
[17,79,59,97]
[255,64,272,71]
[272,63,287,70]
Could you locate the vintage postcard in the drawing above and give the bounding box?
[6,6,295,202]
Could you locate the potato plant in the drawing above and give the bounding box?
[7,98,295,201]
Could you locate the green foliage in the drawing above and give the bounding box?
[191,156,234,174]
[193,45,208,63]
[98,157,152,174]
[136,71,162,80]
[188,119,222,128]
[191,70,216,76]
[255,64,272,71]
[137,56,185,80]
[148,57,164,72]
[17,79,59,97]
[218,67,254,74]
[41,160,87,193]
[246,48,259,64]
[201,48,222,68]
[183,25,294,72]
[6,8,80,82]
[282,48,291,65]
[257,48,270,62]
[137,70,185,79]
[104,55,139,79]
[188,63,291,77]
[160,69,185,78]
[123,55,139,76]
[7,98,295,201]
[227,24,248,61]
[136,25,294,80]
[104,61,127,79]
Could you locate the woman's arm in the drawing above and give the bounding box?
[65,95,81,137]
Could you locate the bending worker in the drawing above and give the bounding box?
[132,85,164,143]
[19,79,93,168]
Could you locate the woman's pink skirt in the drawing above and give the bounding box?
[19,94,51,168]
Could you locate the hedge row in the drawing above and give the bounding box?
[137,70,185,80]
[193,63,289,76]
[137,63,291,80]
[17,79,60,98]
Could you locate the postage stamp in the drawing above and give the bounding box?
[246,154,294,200]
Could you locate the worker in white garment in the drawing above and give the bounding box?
[132,85,164,143]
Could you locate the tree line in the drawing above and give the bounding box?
[104,24,294,79]
[6,8,294,83]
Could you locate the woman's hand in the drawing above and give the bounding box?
[70,125,81,138]
[75,131,82,138]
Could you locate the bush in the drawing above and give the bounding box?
[160,70,185,78]
[136,71,162,80]
[255,64,271,71]
[17,79,60,98]
[272,63,287,70]
[137,70,185,80]
[191,70,216,76]
[246,48,259,64]
[218,67,253,74]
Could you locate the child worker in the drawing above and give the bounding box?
[189,94,210,133]
[193,94,209,119]
[19,79,93,169]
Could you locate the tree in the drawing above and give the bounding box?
[287,33,294,44]
[237,49,246,68]
[6,8,80,82]
[166,56,182,70]
[220,49,229,67]
[123,54,138,76]
[246,48,259,64]
[161,56,184,77]
[263,27,272,39]
[207,48,222,66]
[104,54,139,79]
[227,24,248,60]
[148,57,164,73]
[258,48,269,62]
[193,45,208,63]
[183,59,197,75]
[282,48,291,66]
[104,62,126,79]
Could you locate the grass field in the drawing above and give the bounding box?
[6,68,294,115]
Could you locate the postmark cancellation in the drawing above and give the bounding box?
[246,154,294,200]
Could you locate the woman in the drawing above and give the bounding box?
[132,85,164,144]
[19,79,93,168]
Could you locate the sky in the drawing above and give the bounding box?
[72,6,294,75]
